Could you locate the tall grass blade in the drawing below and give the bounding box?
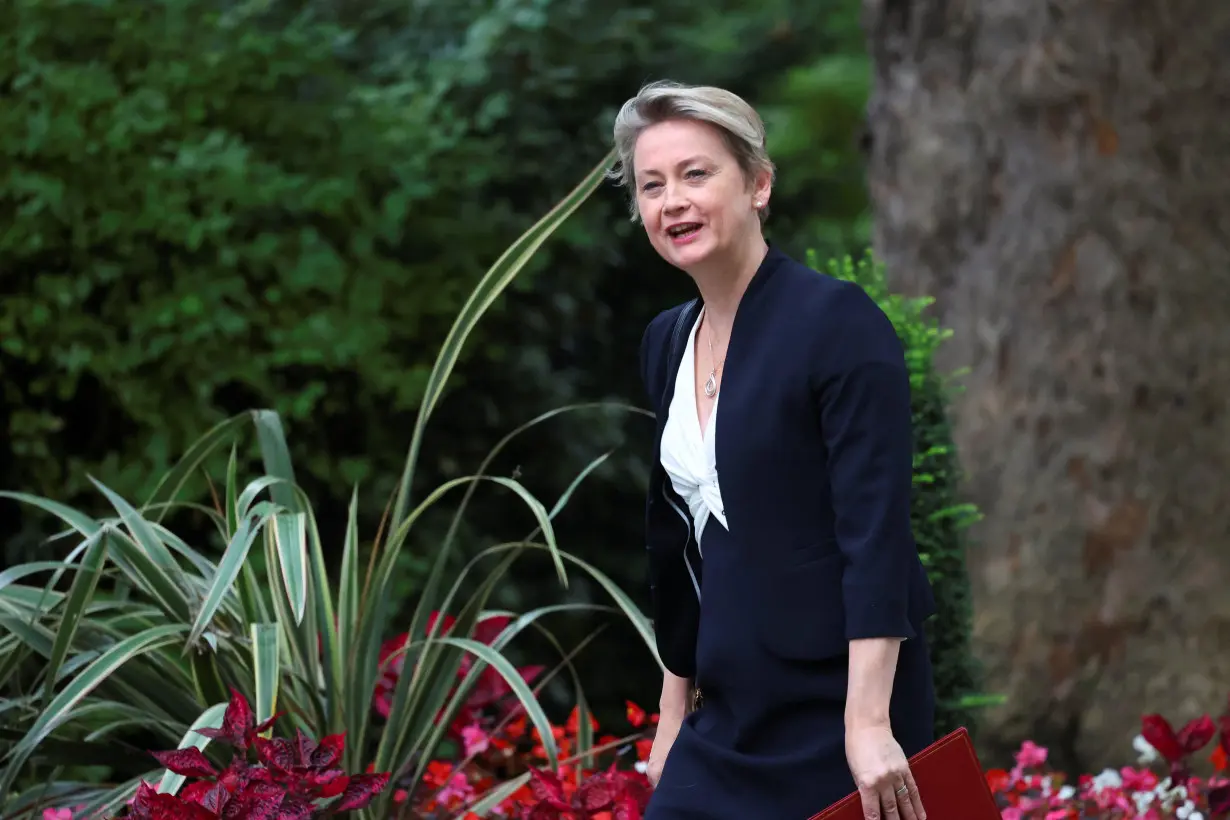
[0,561,70,595]
[143,413,251,521]
[467,772,531,816]
[252,410,298,513]
[272,513,308,625]
[391,149,616,529]
[224,444,240,538]
[251,623,280,732]
[435,636,559,770]
[0,492,100,538]
[41,530,108,704]
[336,487,361,731]
[185,512,269,648]
[91,478,178,571]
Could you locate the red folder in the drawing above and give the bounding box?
[808,728,1000,820]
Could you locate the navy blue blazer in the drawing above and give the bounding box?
[639,246,936,679]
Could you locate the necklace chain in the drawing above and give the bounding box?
[702,310,724,399]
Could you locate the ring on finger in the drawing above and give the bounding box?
[895,784,908,796]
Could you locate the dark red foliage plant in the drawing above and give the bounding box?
[121,688,389,819]
[1140,712,1218,785]
[521,765,652,820]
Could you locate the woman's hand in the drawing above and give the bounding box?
[845,724,925,820]
[646,712,682,787]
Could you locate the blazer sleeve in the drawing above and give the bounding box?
[811,284,918,642]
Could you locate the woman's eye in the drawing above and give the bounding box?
[685,169,708,180]
[641,181,662,192]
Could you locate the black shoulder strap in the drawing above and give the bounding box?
[659,299,700,411]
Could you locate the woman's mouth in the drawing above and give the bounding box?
[667,223,703,245]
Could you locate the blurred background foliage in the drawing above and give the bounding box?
[0,0,879,727]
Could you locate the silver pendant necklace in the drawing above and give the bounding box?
[703,312,725,399]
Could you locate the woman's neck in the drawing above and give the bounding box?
[691,235,769,339]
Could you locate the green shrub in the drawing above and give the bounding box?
[811,251,983,739]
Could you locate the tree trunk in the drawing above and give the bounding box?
[860,0,1230,772]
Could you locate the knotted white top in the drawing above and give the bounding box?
[659,310,728,546]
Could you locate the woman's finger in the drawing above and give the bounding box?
[858,786,880,820]
[877,783,901,820]
[893,777,919,820]
[904,768,926,820]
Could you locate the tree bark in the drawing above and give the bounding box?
[861,0,1230,772]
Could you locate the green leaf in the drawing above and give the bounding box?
[251,623,280,731]
[104,530,191,623]
[390,148,616,529]
[42,529,109,704]
[0,492,101,538]
[189,646,229,707]
[225,444,240,539]
[436,636,559,769]
[336,486,361,731]
[548,451,613,523]
[272,512,308,625]
[185,511,269,649]
[0,561,71,595]
[91,477,179,571]
[467,772,531,816]
[0,611,57,657]
[252,410,299,513]
[237,476,286,519]
[143,413,251,522]
[156,702,228,795]
[0,624,187,799]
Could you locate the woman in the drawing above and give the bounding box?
[612,81,938,820]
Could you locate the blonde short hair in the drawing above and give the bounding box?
[609,80,776,223]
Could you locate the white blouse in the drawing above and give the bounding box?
[659,309,729,547]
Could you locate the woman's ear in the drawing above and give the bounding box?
[752,170,772,212]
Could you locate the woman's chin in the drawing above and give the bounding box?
[665,237,717,271]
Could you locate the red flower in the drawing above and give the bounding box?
[984,768,1010,793]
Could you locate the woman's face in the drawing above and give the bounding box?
[632,118,769,273]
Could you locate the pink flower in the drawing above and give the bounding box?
[461,724,490,757]
[42,810,72,820]
[1119,765,1159,792]
[1014,740,1049,769]
[437,771,474,804]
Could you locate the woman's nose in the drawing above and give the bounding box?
[663,182,688,213]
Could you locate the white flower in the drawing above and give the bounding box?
[1134,734,1160,765]
[1176,800,1200,820]
[1091,768,1124,792]
[634,760,648,774]
[1057,785,1076,800]
[1158,779,1188,809]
